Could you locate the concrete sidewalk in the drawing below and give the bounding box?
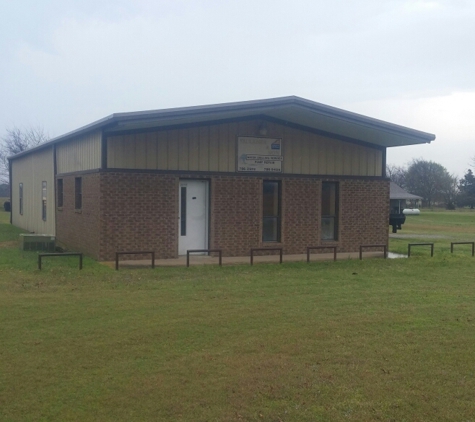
[103,251,386,269]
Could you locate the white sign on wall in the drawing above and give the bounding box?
[237,137,283,173]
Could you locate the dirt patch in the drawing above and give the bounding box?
[0,241,18,248]
[408,224,475,234]
[390,234,448,239]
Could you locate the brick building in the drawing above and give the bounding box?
[9,97,435,260]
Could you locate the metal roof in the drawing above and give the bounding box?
[10,96,436,160]
[390,182,423,200]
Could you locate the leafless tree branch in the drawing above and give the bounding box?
[0,126,49,184]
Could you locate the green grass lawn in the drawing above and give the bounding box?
[1,209,475,421]
[389,209,475,256]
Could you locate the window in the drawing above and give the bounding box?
[75,177,82,210]
[321,182,338,240]
[41,181,47,221]
[19,183,23,215]
[57,179,63,208]
[262,181,281,242]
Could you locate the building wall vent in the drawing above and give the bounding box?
[20,234,56,252]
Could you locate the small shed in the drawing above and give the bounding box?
[390,182,422,213]
[389,182,422,233]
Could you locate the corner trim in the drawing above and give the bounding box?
[101,131,108,170]
[8,159,12,224]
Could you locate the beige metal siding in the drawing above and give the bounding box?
[11,147,56,235]
[56,130,101,174]
[107,120,383,176]
[198,126,209,171]
[188,128,200,171]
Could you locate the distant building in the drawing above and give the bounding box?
[389,182,423,233]
[390,182,423,213]
[9,97,435,260]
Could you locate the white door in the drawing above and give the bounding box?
[178,180,209,255]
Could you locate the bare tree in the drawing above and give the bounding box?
[440,173,459,210]
[386,164,407,188]
[0,126,49,183]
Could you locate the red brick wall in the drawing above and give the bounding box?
[211,176,261,256]
[339,179,390,251]
[210,176,388,256]
[55,173,101,258]
[56,171,389,260]
[99,172,177,261]
[282,178,321,254]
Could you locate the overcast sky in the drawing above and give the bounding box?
[1,0,474,176]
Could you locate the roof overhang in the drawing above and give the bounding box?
[10,96,435,160]
[108,96,435,147]
[390,182,423,200]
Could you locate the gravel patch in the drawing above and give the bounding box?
[389,234,449,239]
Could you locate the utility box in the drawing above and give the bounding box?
[20,234,56,252]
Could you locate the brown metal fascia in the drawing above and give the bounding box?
[101,167,387,181]
[101,131,108,170]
